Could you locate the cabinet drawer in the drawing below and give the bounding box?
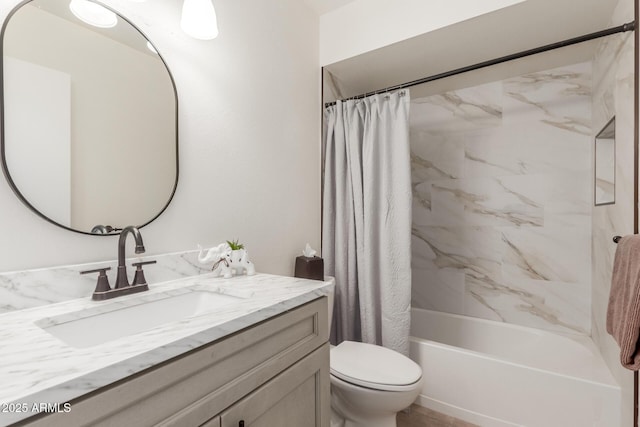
[220,343,329,427]
[19,297,328,427]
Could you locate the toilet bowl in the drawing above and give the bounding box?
[324,285,422,427]
[329,341,423,427]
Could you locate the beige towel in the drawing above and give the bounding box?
[607,234,640,370]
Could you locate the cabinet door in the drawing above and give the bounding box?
[220,343,329,427]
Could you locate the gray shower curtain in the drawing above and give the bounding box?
[322,91,412,355]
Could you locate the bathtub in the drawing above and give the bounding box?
[409,308,620,427]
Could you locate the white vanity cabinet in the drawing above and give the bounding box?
[19,297,329,427]
[215,346,327,427]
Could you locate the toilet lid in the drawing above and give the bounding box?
[330,341,422,391]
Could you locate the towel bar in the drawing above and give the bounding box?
[613,235,622,243]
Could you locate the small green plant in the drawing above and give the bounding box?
[227,239,245,250]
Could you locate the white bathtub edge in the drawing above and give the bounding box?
[410,335,619,388]
[409,308,621,426]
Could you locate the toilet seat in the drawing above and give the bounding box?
[330,341,422,392]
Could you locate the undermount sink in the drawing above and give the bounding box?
[37,290,244,348]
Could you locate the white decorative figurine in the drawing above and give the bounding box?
[197,240,255,278]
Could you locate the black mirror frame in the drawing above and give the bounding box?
[0,0,179,236]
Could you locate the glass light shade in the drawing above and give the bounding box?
[69,0,117,28]
[181,0,219,40]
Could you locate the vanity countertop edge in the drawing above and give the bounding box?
[0,273,334,426]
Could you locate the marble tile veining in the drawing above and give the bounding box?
[410,61,592,334]
[410,82,502,133]
[503,63,592,136]
[0,250,211,314]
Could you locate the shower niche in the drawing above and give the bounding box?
[594,117,616,206]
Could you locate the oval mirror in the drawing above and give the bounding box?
[1,0,178,235]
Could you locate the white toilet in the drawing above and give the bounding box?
[326,291,423,427]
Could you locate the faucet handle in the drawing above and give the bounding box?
[80,267,112,299]
[131,260,156,286]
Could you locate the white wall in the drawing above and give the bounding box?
[3,57,71,226]
[319,0,524,66]
[0,0,320,274]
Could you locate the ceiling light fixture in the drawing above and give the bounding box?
[69,0,117,29]
[181,0,219,40]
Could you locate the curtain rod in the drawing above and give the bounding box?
[324,21,636,108]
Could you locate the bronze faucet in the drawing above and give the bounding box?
[115,226,146,289]
[80,226,155,300]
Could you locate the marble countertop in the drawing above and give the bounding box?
[0,273,334,426]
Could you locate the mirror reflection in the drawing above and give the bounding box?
[1,0,178,234]
[594,117,615,206]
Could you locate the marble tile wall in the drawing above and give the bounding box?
[0,250,211,314]
[410,62,593,334]
[591,30,634,351]
[589,0,635,423]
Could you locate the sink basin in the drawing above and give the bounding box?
[37,291,243,348]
